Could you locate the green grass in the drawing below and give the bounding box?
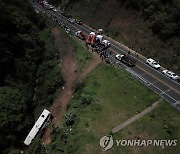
[71,38,93,73]
[113,101,180,154]
[49,64,163,154]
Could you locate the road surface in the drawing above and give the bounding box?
[29,1,180,110]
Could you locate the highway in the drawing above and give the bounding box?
[30,1,180,110]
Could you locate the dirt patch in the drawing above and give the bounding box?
[50,28,77,125]
[42,27,78,144]
[42,27,102,145]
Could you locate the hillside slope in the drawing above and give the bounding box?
[51,0,180,74]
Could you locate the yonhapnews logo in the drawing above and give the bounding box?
[99,135,114,151]
[99,135,177,151]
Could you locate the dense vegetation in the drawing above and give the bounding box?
[52,0,180,74]
[124,0,180,39]
[53,0,180,39]
[0,0,63,153]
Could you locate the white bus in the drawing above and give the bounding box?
[24,109,51,146]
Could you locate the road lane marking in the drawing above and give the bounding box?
[32,2,180,96]
[136,65,180,95]
[147,81,157,86]
[107,48,180,95]
[150,84,177,102]
[80,15,180,87]
[160,89,171,95]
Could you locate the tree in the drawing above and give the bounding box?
[0,87,34,154]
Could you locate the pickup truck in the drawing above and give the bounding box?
[115,54,135,67]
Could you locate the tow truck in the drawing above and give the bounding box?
[115,54,135,67]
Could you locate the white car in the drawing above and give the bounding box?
[53,8,58,12]
[162,70,179,80]
[146,58,160,69]
[115,54,123,60]
[68,18,75,24]
[102,40,110,47]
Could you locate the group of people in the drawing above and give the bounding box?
[89,45,118,67]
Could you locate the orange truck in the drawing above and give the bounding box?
[86,32,96,46]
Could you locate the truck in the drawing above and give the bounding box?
[38,0,53,9]
[95,34,103,45]
[115,54,135,67]
[86,32,96,47]
[86,32,110,49]
[44,2,53,10]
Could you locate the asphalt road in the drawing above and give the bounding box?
[30,1,180,110]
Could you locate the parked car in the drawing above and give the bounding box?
[53,8,58,12]
[68,18,75,24]
[75,19,82,25]
[146,58,160,69]
[162,70,179,80]
[75,31,85,40]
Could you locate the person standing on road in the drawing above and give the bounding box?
[136,54,139,59]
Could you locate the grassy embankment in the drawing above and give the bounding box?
[113,101,180,154]
[44,27,180,153]
[71,38,93,73]
[49,62,172,153]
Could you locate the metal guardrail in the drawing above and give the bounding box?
[124,67,180,110]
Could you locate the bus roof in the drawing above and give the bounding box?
[24,109,50,146]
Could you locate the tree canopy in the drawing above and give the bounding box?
[0,0,47,153]
[0,87,34,153]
